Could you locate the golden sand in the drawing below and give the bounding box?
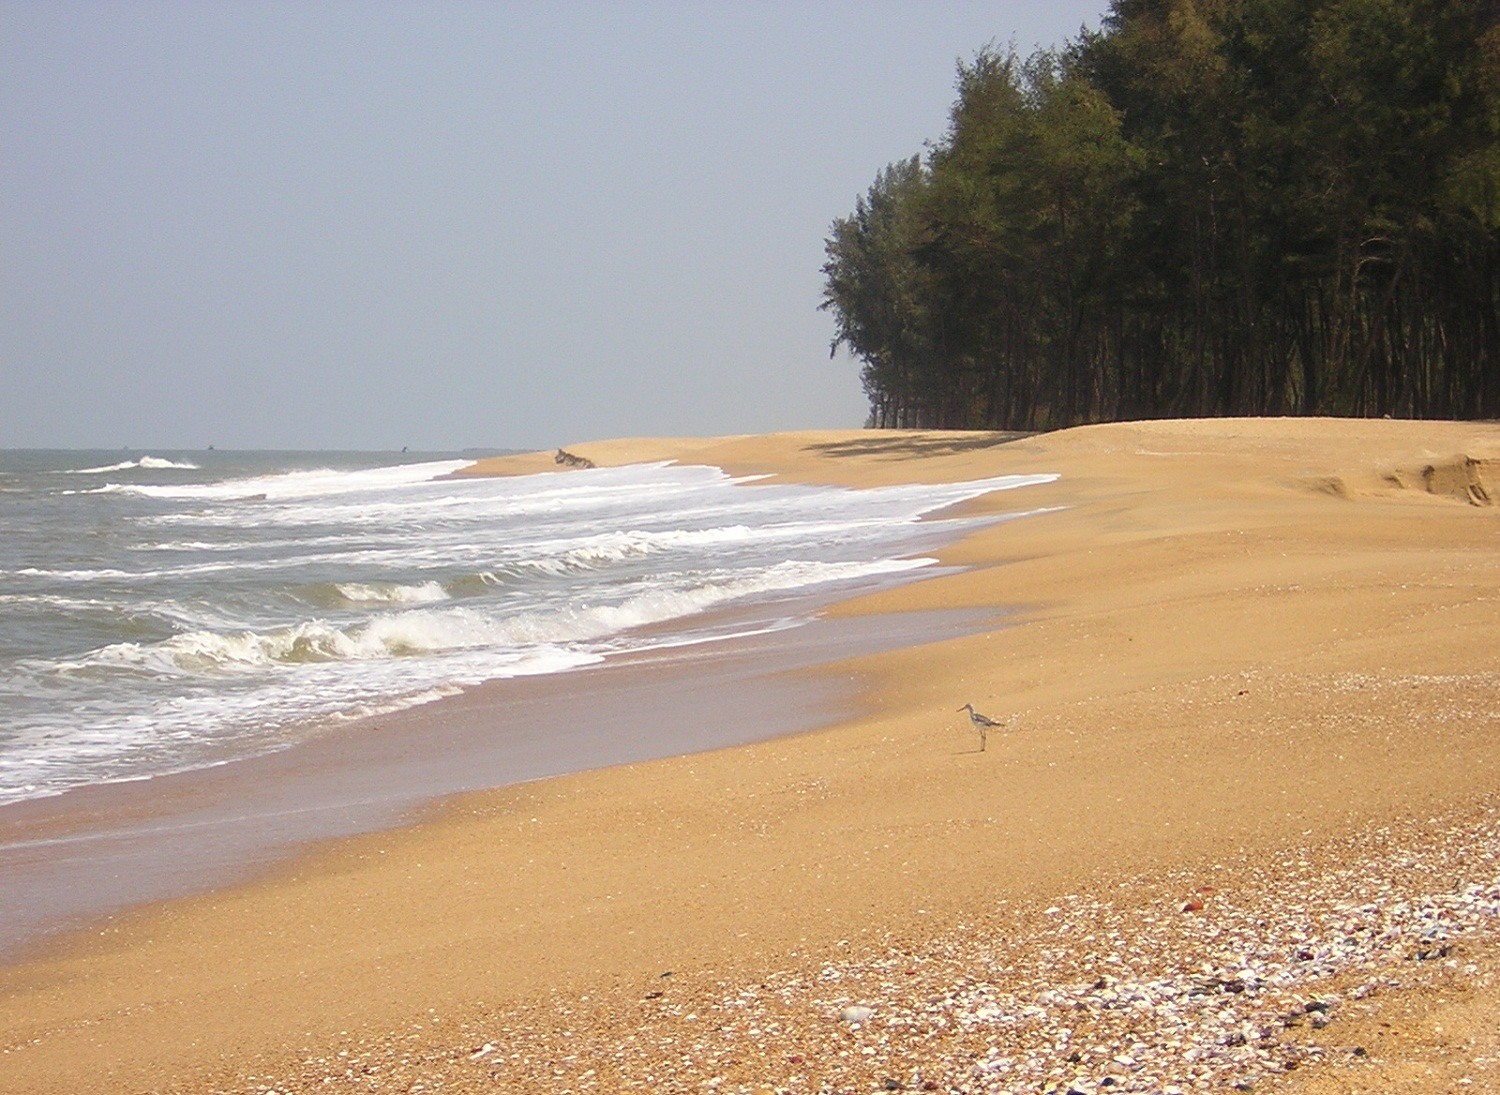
[1,418,1497,1093]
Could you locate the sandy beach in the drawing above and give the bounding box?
[1,418,1498,1094]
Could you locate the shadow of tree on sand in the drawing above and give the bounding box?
[803,431,1033,463]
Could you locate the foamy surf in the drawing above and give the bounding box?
[107,459,471,501]
[331,580,452,605]
[60,455,202,474]
[0,449,1058,805]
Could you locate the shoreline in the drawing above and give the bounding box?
[1,418,1497,1094]
[0,593,999,963]
[0,435,1053,960]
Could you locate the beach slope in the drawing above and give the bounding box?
[2,418,1498,1093]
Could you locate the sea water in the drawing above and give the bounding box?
[0,450,1056,806]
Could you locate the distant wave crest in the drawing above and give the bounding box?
[62,456,201,474]
[106,459,470,502]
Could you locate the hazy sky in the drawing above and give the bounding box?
[2,2,1107,450]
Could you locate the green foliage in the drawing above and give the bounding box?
[821,157,940,426]
[823,0,1500,428]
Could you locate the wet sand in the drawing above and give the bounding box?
[0,601,993,959]
[1,418,1497,1094]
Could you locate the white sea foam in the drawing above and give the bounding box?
[333,581,451,605]
[129,535,360,553]
[61,456,202,474]
[78,557,933,678]
[14,549,420,582]
[14,566,144,581]
[107,459,471,501]
[0,453,1062,804]
[130,540,233,553]
[326,683,466,722]
[0,593,118,609]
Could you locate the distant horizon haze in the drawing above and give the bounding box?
[1,2,1106,451]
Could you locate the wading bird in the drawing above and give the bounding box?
[957,703,1003,751]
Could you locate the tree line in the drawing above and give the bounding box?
[822,0,1500,430]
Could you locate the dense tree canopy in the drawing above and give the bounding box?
[823,0,1500,429]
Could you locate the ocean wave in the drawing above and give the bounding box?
[61,456,201,474]
[552,525,759,564]
[324,683,465,722]
[14,547,416,582]
[13,561,250,581]
[469,526,762,580]
[13,565,145,581]
[488,522,890,580]
[140,462,728,527]
[104,459,472,502]
[330,581,451,605]
[0,592,119,608]
[0,455,1065,804]
[128,540,234,553]
[71,557,934,677]
[128,534,363,553]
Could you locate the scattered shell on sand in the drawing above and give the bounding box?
[250,800,1500,1094]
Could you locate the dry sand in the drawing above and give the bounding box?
[1,418,1497,1094]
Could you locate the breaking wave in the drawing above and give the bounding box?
[104,459,471,501]
[1,450,1063,805]
[329,581,452,606]
[62,456,201,474]
[78,558,934,676]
